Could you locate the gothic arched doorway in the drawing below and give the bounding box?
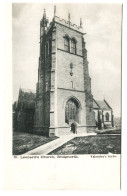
[65,97,81,127]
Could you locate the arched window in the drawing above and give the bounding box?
[65,98,80,124]
[105,112,109,121]
[46,82,48,91]
[64,36,70,52]
[71,39,76,54]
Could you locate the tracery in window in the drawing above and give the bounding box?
[65,98,80,124]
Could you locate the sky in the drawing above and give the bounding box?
[12,3,122,117]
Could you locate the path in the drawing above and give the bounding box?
[24,133,96,155]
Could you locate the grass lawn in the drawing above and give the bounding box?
[13,132,58,155]
[49,134,121,155]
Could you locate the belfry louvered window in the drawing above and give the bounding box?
[64,36,69,52]
[71,39,76,54]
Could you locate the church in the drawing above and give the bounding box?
[13,8,114,137]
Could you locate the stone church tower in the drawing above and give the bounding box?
[34,8,96,136]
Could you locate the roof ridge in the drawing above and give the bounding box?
[94,99,111,110]
[104,99,112,109]
[93,99,100,108]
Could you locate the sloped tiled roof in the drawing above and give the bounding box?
[93,100,99,109]
[93,99,112,110]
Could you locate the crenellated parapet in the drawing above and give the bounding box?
[53,16,83,33]
[45,15,83,35]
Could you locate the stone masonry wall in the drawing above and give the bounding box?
[82,37,96,127]
[56,22,96,132]
[35,27,53,132]
[35,18,96,136]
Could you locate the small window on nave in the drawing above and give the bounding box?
[105,112,109,121]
